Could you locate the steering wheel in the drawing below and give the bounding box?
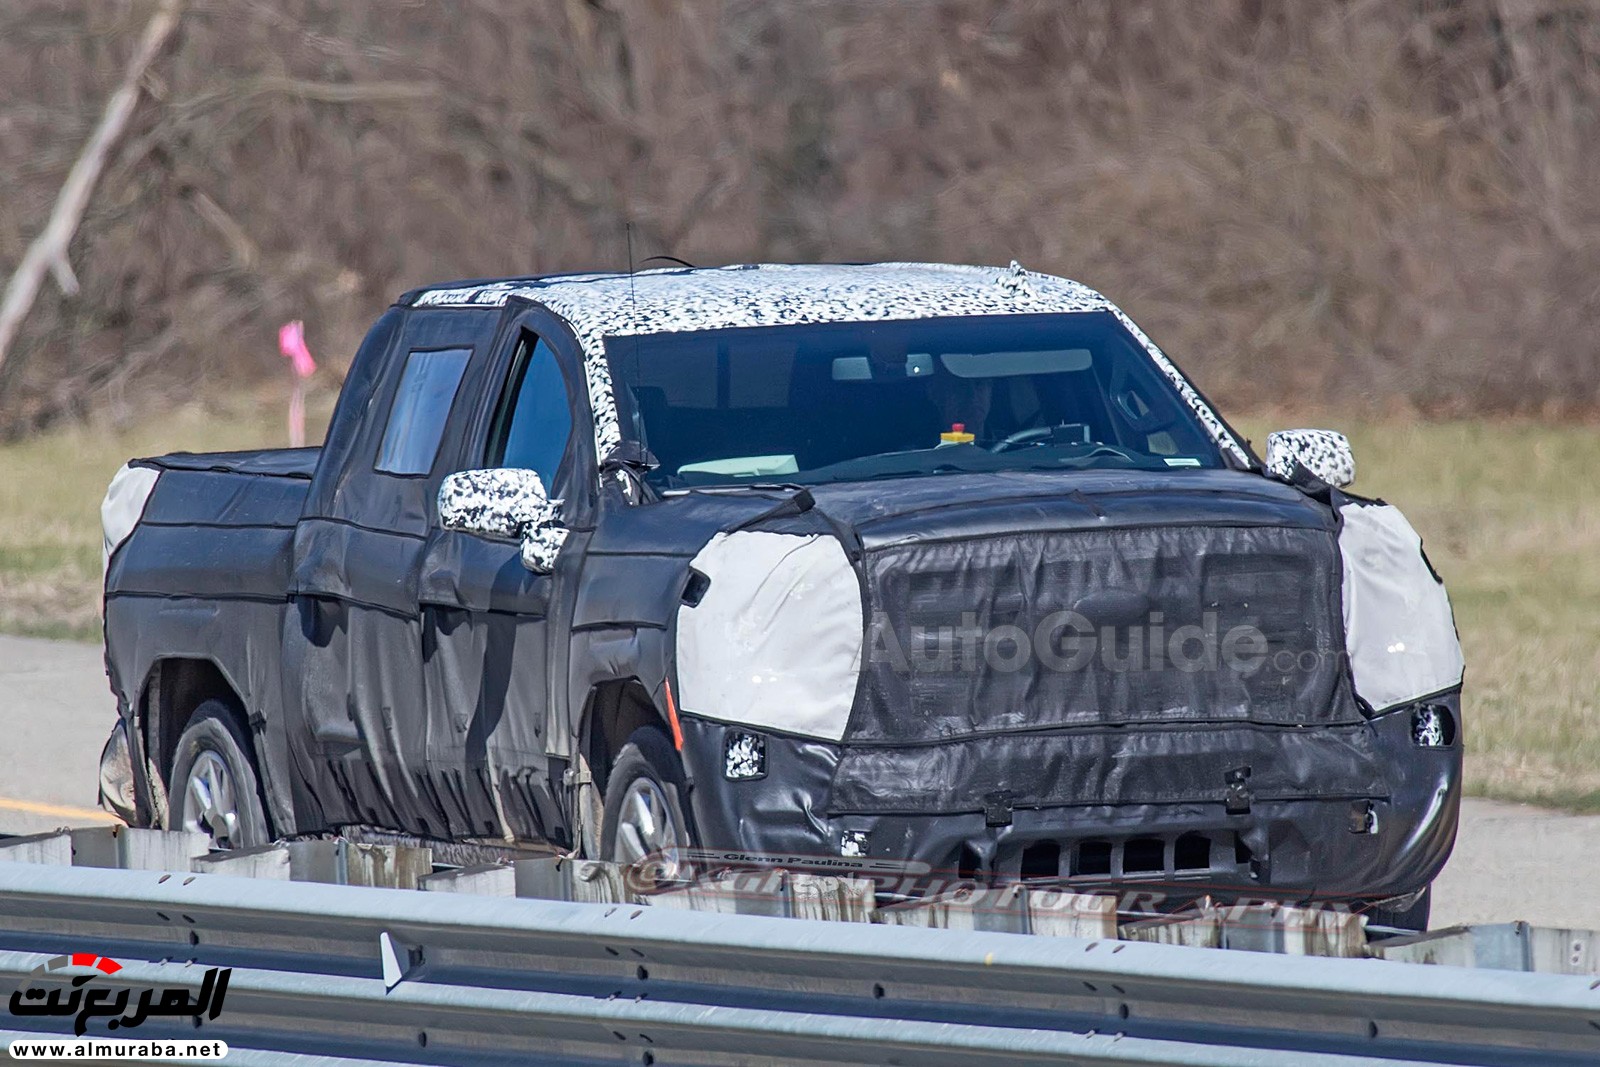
[990,426,1143,464]
[989,426,1055,453]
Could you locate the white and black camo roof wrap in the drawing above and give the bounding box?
[412,262,1252,474]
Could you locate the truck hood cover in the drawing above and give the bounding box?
[801,468,1332,548]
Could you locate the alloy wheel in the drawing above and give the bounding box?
[181,749,242,848]
[611,776,684,880]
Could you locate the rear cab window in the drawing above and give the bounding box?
[375,348,472,475]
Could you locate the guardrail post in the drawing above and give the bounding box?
[879,883,1029,932]
[1122,901,1367,957]
[513,857,633,903]
[191,844,291,879]
[1122,910,1222,948]
[788,874,876,922]
[0,831,73,865]
[69,825,209,870]
[651,871,791,916]
[1025,889,1118,938]
[419,863,516,896]
[286,840,433,889]
[1268,904,1366,957]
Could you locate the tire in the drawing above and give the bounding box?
[599,727,693,886]
[1366,884,1432,934]
[168,699,271,850]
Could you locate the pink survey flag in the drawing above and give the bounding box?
[278,321,315,447]
[278,320,317,379]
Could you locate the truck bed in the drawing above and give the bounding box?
[108,447,319,603]
[134,446,320,479]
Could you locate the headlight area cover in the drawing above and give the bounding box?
[676,531,863,742]
[1337,500,1464,713]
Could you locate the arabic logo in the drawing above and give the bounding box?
[8,953,230,1036]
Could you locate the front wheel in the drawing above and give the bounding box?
[600,727,692,885]
[168,699,271,850]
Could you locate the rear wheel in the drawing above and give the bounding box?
[600,727,692,885]
[168,699,270,850]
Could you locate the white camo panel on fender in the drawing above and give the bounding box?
[676,530,864,742]
[1337,500,1464,712]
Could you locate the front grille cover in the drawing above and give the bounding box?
[850,523,1358,742]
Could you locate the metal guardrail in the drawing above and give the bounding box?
[0,862,1595,1066]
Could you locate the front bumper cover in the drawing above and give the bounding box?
[677,690,1460,908]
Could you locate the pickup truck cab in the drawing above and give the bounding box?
[100,262,1464,923]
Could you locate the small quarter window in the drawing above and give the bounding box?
[376,348,471,475]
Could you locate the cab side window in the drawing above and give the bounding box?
[486,336,576,495]
[376,347,472,475]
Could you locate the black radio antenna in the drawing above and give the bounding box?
[625,221,638,318]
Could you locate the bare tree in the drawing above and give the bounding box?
[0,0,183,378]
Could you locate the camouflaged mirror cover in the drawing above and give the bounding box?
[1266,429,1355,487]
[436,468,570,572]
[437,468,554,538]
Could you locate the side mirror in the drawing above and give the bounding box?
[438,468,567,572]
[1265,429,1355,489]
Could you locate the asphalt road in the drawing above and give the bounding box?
[0,634,121,833]
[1,633,1592,930]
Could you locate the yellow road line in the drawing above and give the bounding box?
[0,796,122,824]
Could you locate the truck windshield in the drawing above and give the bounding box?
[605,311,1223,488]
